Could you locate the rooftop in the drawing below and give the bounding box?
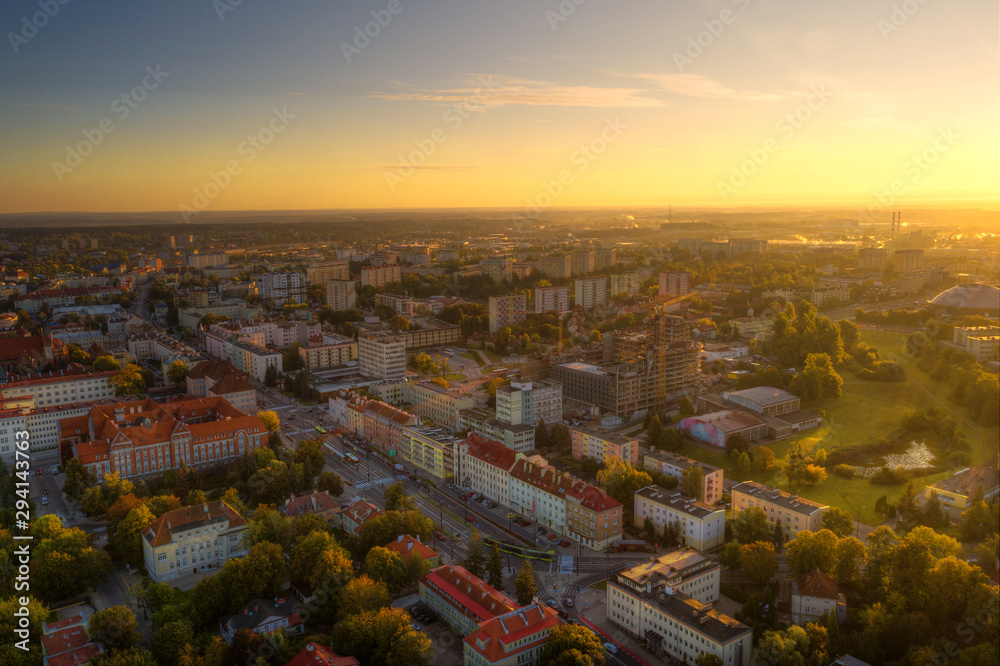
[465,602,561,663]
[422,565,518,623]
[927,459,1000,497]
[684,409,767,433]
[384,534,439,561]
[724,386,799,407]
[224,597,302,633]
[732,481,828,515]
[142,500,246,548]
[635,485,723,520]
[463,433,520,471]
[643,450,721,474]
[558,362,610,376]
[609,580,750,645]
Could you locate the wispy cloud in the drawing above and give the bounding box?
[608,71,790,101]
[369,74,667,108]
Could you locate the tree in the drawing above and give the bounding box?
[81,485,107,516]
[256,410,280,433]
[487,541,504,589]
[897,479,918,518]
[515,560,537,605]
[465,529,486,580]
[93,355,121,372]
[338,574,392,619]
[791,353,843,400]
[62,457,93,500]
[90,606,140,652]
[754,625,810,666]
[152,620,194,666]
[364,546,409,595]
[681,464,704,501]
[108,363,146,397]
[740,541,779,585]
[264,363,278,387]
[737,451,752,472]
[184,489,207,506]
[785,529,839,576]
[773,521,785,552]
[109,504,155,564]
[318,471,345,498]
[719,540,743,572]
[821,507,855,538]
[331,607,432,666]
[540,624,606,665]
[833,537,866,588]
[661,427,685,452]
[167,360,189,386]
[219,488,247,517]
[696,654,723,666]
[295,440,327,481]
[755,445,776,471]
[733,507,771,544]
[384,481,416,513]
[678,396,695,418]
[596,457,652,512]
[549,423,572,454]
[647,414,664,450]
[0,596,49,665]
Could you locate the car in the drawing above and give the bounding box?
[557,609,569,619]
[603,643,618,654]
[436,531,447,541]
[410,623,419,631]
[41,496,48,506]
[42,487,50,494]
[564,599,573,607]
[560,541,571,548]
[35,469,42,476]
[408,607,419,616]
[466,515,474,522]
[519,520,531,527]
[547,533,557,540]
[546,599,558,608]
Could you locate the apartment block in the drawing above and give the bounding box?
[454,434,522,506]
[360,264,402,288]
[141,501,248,582]
[729,317,774,338]
[359,333,407,380]
[642,450,723,505]
[634,486,725,552]
[594,248,617,270]
[609,272,643,297]
[953,326,1000,362]
[496,380,562,428]
[326,280,357,311]
[363,401,420,453]
[894,249,924,273]
[858,247,887,270]
[298,335,358,370]
[488,295,527,333]
[0,396,123,464]
[574,277,607,310]
[571,251,595,275]
[259,272,307,306]
[534,286,570,314]
[407,380,476,431]
[539,255,572,278]
[570,423,639,465]
[399,425,461,478]
[459,408,535,453]
[0,364,116,409]
[480,258,513,283]
[659,271,690,298]
[185,359,256,415]
[729,239,768,256]
[306,260,351,285]
[731,481,828,537]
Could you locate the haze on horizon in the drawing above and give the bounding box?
[1,0,997,215]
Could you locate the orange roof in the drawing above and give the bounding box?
[142,500,246,548]
[44,643,102,666]
[384,534,439,561]
[41,627,89,657]
[464,603,561,663]
[797,569,840,599]
[285,643,360,666]
[281,491,341,518]
[187,359,240,381]
[341,499,383,533]
[465,434,519,471]
[421,565,517,622]
[511,460,621,514]
[208,372,254,396]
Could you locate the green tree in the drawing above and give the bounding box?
[465,528,486,580]
[109,504,155,564]
[93,355,121,372]
[754,625,809,666]
[833,537,866,588]
[540,624,606,666]
[821,507,855,538]
[219,488,247,517]
[596,457,652,513]
[90,606,140,652]
[167,360,189,385]
[61,457,93,500]
[785,529,839,576]
[184,489,207,506]
[107,363,147,397]
[740,541,779,585]
[331,607,432,666]
[318,471,345,498]
[364,546,409,595]
[384,481,416,512]
[152,620,194,666]
[681,464,704,501]
[514,560,537,605]
[897,479,918,518]
[487,541,504,589]
[337,574,392,619]
[0,596,49,665]
[791,353,843,400]
[733,507,771,544]
[256,410,280,433]
[773,521,785,552]
[549,423,572,454]
[535,419,550,449]
[755,445,776,471]
[696,654,724,666]
[720,540,743,572]
[264,363,278,387]
[81,485,107,516]
[678,396,695,418]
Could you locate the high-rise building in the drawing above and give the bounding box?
[609,272,642,297]
[539,255,572,278]
[496,380,562,427]
[326,280,357,311]
[534,286,569,314]
[894,249,924,273]
[184,251,229,270]
[479,258,512,283]
[729,239,767,256]
[858,248,888,270]
[571,251,595,275]
[259,272,307,306]
[574,277,607,309]
[359,333,407,380]
[488,295,526,333]
[306,260,351,285]
[360,265,402,288]
[594,248,617,270]
[659,271,690,298]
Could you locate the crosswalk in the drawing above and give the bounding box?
[353,475,407,491]
[556,556,575,575]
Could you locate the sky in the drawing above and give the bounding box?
[0,0,997,216]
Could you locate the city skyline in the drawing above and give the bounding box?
[1,0,997,215]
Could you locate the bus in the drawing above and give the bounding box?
[483,537,555,562]
[315,426,327,434]
[345,453,360,465]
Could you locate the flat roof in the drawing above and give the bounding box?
[635,485,723,519]
[732,481,827,515]
[558,362,609,375]
[725,386,798,407]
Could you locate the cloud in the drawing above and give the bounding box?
[369,74,667,108]
[609,71,790,101]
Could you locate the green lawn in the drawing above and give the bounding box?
[675,329,998,526]
[443,373,467,382]
[460,351,485,366]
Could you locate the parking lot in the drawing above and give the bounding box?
[406,602,465,665]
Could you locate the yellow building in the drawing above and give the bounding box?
[731,482,827,537]
[399,425,461,479]
[141,501,248,583]
[924,459,1000,518]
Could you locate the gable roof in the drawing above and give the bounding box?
[464,433,519,471]
[285,643,360,666]
[224,597,302,633]
[281,491,341,518]
[384,534,439,561]
[797,569,840,599]
[464,602,561,663]
[421,565,518,622]
[142,500,246,548]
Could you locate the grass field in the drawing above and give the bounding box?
[443,373,467,382]
[677,329,997,526]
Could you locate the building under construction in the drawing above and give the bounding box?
[554,311,702,418]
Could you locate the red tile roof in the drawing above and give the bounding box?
[285,643,360,666]
[465,433,519,471]
[44,643,102,666]
[142,500,246,548]
[341,499,383,534]
[41,626,90,657]
[384,534,439,562]
[464,603,561,664]
[421,565,517,623]
[797,569,840,600]
[281,491,341,518]
[511,459,621,514]
[208,372,255,396]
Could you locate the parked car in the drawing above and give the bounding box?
[547,533,557,540]
[466,515,474,522]
[41,496,48,506]
[564,599,573,607]
[557,609,569,619]
[603,643,618,655]
[560,541,571,548]
[519,520,531,527]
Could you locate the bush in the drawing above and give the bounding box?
[856,361,906,382]
[870,466,908,485]
[832,464,854,479]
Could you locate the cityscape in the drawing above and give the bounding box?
[0,2,998,666]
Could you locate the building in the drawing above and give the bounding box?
[185,359,256,415]
[571,250,595,275]
[299,335,358,371]
[488,295,527,333]
[285,643,360,666]
[306,260,351,285]
[455,434,524,506]
[363,401,420,452]
[0,397,125,464]
[280,491,342,528]
[326,280,357,311]
[534,286,570,314]
[731,481,828,537]
[595,248,617,270]
[574,277,607,310]
[729,317,774,338]
[722,387,800,416]
[41,615,103,666]
[697,391,821,440]
[480,258,513,283]
[384,534,441,568]
[607,550,751,665]
[463,602,562,666]
[360,264,402,288]
[341,498,384,535]
[221,597,304,644]
[419,564,519,637]
[359,333,407,380]
[407,380,476,431]
[858,248,888,270]
[952,326,1000,362]
[0,364,116,409]
[539,255,572,278]
[923,459,1000,518]
[634,486,725,552]
[60,397,267,482]
[659,271,690,298]
[495,380,562,428]
[679,410,768,448]
[729,239,768,256]
[178,302,264,331]
[609,272,642,297]
[399,424,461,478]
[184,251,228,270]
[894,249,924,273]
[259,272,307,306]
[777,569,847,626]
[570,423,639,465]
[459,407,535,453]
[642,450,724,505]
[141,500,248,582]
